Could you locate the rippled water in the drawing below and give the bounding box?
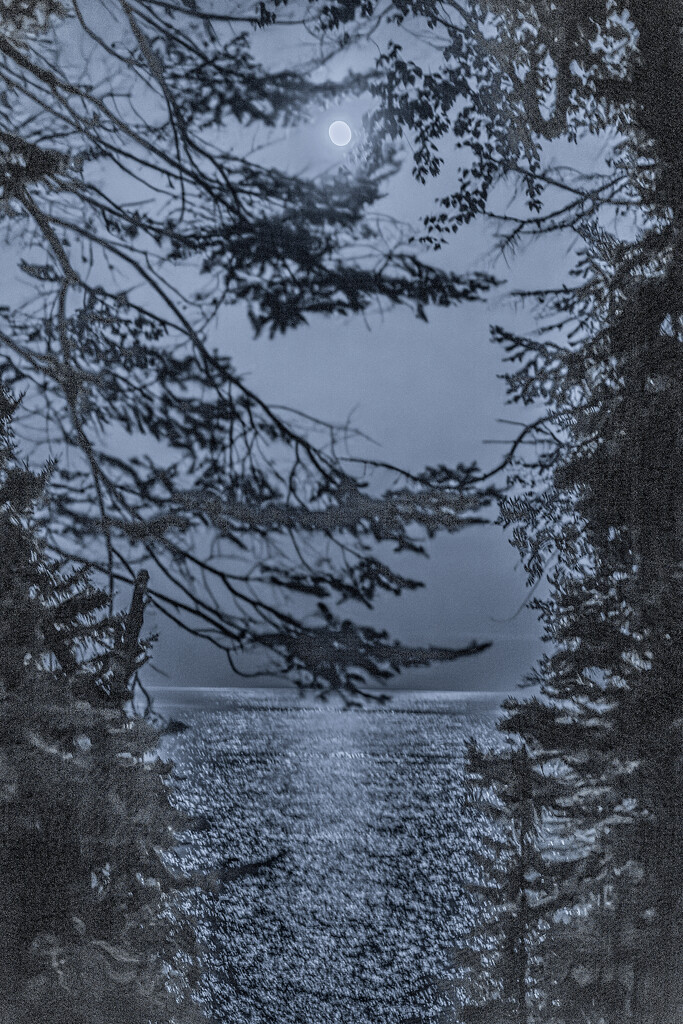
[153,687,503,1024]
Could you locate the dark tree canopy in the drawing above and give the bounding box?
[0,388,207,1023]
[328,0,683,1019]
[0,0,498,699]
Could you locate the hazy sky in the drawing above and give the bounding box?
[3,13,585,696]
[148,78,579,693]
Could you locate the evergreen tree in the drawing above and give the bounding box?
[0,388,206,1023]
[455,741,537,1024]
[341,1,683,1019]
[454,739,571,1024]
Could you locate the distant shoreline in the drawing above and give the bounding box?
[147,683,511,696]
[143,685,511,715]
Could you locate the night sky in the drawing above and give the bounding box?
[148,83,576,693]
[0,15,586,696]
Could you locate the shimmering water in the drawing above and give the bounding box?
[153,687,503,1024]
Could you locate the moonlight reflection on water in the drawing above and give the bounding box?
[160,688,502,1024]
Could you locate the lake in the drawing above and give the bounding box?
[152,687,504,1024]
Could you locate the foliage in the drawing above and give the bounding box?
[0,0,497,697]
[0,388,206,1023]
[328,0,683,1019]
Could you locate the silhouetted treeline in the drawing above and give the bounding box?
[0,389,208,1022]
[394,4,683,1021]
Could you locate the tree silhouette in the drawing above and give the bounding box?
[455,741,548,1024]
[0,387,207,1023]
[0,0,496,699]
[346,1,683,1019]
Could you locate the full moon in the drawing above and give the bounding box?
[328,120,352,146]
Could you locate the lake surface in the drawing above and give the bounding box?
[153,687,504,1024]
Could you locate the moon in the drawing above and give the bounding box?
[328,120,352,147]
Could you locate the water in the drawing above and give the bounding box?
[152,687,503,1024]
